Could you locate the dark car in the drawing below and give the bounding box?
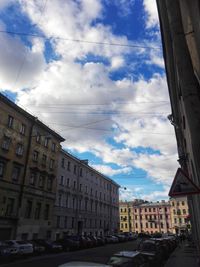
[107,251,149,267]
[97,236,105,246]
[29,240,45,254]
[150,238,170,259]
[88,236,98,246]
[71,236,88,249]
[137,240,163,267]
[57,237,80,251]
[33,240,62,253]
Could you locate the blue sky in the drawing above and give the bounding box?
[0,0,179,201]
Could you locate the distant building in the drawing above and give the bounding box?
[170,197,191,234]
[53,150,120,239]
[0,93,65,240]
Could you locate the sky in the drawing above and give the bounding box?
[0,0,179,201]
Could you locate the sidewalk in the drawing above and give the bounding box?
[164,241,199,267]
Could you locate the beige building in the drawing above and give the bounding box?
[157,0,200,250]
[53,150,120,239]
[170,197,191,234]
[0,93,65,240]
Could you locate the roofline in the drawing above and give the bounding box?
[0,93,65,142]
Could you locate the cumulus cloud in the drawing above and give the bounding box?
[91,164,132,176]
[0,0,179,200]
[143,0,159,29]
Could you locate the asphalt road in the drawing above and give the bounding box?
[1,240,139,267]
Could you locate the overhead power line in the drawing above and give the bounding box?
[0,30,162,50]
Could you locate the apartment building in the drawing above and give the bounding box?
[53,150,120,239]
[120,200,180,234]
[0,93,65,240]
[170,197,191,234]
[157,0,200,249]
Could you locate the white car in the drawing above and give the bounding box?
[58,262,110,267]
[5,240,33,255]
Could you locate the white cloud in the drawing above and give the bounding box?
[91,164,132,177]
[143,0,159,29]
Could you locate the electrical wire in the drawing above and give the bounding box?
[0,30,162,50]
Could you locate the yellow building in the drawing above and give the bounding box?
[170,197,191,234]
[119,202,134,233]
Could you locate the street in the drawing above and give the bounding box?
[1,241,139,267]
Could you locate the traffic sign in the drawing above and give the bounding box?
[169,168,200,197]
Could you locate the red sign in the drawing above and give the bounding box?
[169,168,200,197]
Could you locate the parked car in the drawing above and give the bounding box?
[96,236,105,246]
[71,236,88,249]
[89,236,98,246]
[107,251,149,267]
[150,238,170,259]
[4,240,33,256]
[114,234,126,242]
[33,240,62,253]
[0,241,18,258]
[137,239,163,267]
[105,235,118,244]
[29,240,45,254]
[58,262,110,267]
[57,237,80,251]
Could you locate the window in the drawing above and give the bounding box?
[33,150,39,162]
[47,177,53,191]
[44,204,49,220]
[73,165,77,174]
[8,115,13,128]
[5,198,14,216]
[182,201,185,206]
[49,159,54,169]
[67,178,70,187]
[30,172,36,185]
[35,203,41,219]
[11,166,20,182]
[146,222,148,228]
[149,208,151,212]
[80,168,83,176]
[38,175,45,188]
[183,209,186,214]
[85,199,88,211]
[51,142,56,152]
[173,209,176,215]
[165,207,167,212]
[85,186,88,193]
[79,183,82,192]
[179,218,182,223]
[16,143,23,156]
[61,158,65,168]
[2,136,11,150]
[59,175,64,185]
[177,209,181,215]
[25,200,32,218]
[135,215,137,220]
[64,217,68,228]
[36,132,41,143]
[172,202,174,206]
[71,217,74,228]
[177,201,180,206]
[73,181,76,189]
[44,137,49,147]
[42,154,47,166]
[91,188,93,196]
[20,124,26,135]
[21,233,28,241]
[125,223,127,228]
[153,208,155,212]
[174,218,177,223]
[72,198,75,209]
[57,216,60,228]
[67,161,71,171]
[161,222,164,228]
[135,223,138,228]
[58,194,62,207]
[145,208,147,212]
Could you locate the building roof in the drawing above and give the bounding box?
[0,93,65,142]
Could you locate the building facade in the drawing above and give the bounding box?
[157,0,200,249]
[53,150,120,239]
[120,199,190,234]
[170,197,191,234]
[0,93,65,240]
